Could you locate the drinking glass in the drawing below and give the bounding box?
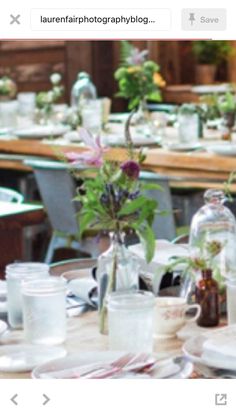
[178,114,198,144]
[0,100,18,129]
[108,291,155,352]
[227,280,236,324]
[17,92,36,127]
[81,99,102,134]
[6,262,49,329]
[22,278,66,345]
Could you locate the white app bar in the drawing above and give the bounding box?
[30,9,171,32]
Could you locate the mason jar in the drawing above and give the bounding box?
[6,262,49,329]
[22,278,66,345]
[108,291,155,352]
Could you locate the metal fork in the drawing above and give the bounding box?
[81,353,152,379]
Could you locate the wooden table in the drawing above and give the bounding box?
[0,202,45,276]
[0,138,236,188]
[0,311,183,379]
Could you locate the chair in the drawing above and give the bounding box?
[24,159,101,264]
[0,186,24,203]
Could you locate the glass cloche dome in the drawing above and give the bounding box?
[189,189,236,280]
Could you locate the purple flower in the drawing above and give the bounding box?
[121,160,140,180]
[66,128,108,168]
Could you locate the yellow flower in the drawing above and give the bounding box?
[153,72,166,87]
[127,66,141,74]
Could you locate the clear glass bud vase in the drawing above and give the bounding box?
[97,233,139,334]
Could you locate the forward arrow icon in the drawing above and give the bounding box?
[42,394,50,405]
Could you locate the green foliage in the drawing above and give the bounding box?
[218,91,236,113]
[119,40,134,66]
[192,41,234,65]
[77,162,158,263]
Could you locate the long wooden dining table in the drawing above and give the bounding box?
[0,137,236,189]
[0,310,196,379]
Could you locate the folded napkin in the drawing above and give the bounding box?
[67,278,97,304]
[202,326,236,369]
[66,277,98,317]
[130,240,189,294]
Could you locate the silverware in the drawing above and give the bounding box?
[81,354,154,379]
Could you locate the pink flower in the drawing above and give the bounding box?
[66,128,108,167]
[126,48,148,66]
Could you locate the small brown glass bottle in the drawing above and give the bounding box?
[195,269,219,327]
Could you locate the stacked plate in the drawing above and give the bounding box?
[183,325,236,378]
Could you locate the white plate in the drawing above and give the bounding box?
[0,320,7,336]
[163,143,202,152]
[0,345,67,373]
[206,144,236,156]
[183,326,236,370]
[14,124,70,139]
[32,351,192,379]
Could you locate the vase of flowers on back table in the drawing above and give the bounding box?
[66,114,161,333]
[114,41,166,130]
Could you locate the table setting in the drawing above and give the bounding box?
[2,40,236,381]
[0,227,236,380]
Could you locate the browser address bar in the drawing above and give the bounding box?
[30,9,171,31]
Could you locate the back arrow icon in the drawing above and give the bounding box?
[42,394,50,405]
[10,394,18,405]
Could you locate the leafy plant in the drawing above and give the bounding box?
[192,41,234,65]
[114,41,166,110]
[66,116,162,263]
[217,91,236,113]
[166,237,225,292]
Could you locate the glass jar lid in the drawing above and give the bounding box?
[107,290,155,311]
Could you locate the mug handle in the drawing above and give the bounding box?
[184,304,201,323]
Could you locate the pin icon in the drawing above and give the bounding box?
[189,13,195,26]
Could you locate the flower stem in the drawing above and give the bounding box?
[99,242,118,334]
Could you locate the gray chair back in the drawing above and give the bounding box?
[24,160,80,235]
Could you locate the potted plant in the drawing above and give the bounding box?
[192,41,233,84]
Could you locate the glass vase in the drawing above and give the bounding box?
[97,233,140,334]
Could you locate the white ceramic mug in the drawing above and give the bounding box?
[155,297,201,338]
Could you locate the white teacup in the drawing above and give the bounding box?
[155,297,201,338]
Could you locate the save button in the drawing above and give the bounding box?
[182,9,226,31]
